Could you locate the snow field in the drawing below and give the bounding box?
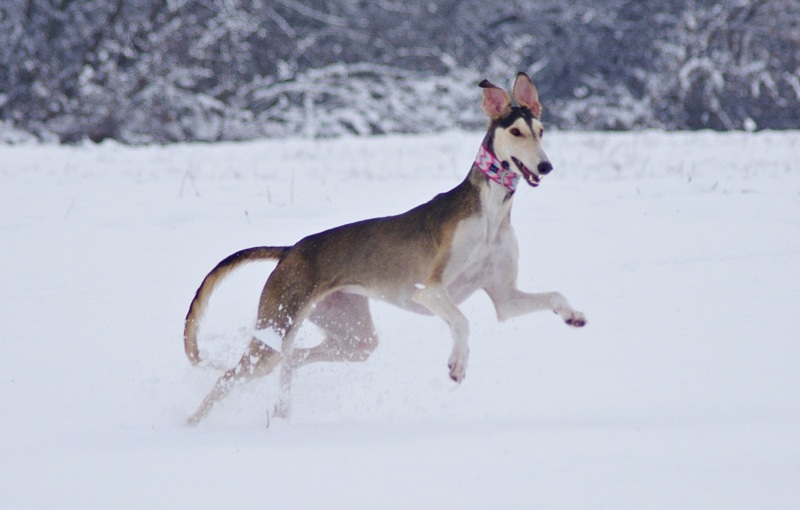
[1,130,799,508]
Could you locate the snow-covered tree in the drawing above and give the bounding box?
[0,0,797,143]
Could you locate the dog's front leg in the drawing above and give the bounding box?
[412,285,470,382]
[488,287,587,327]
[482,230,586,328]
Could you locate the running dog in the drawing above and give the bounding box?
[184,72,586,425]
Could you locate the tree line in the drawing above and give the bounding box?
[1,0,798,143]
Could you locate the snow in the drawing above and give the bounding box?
[1,130,799,508]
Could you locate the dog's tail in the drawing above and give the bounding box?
[183,246,288,365]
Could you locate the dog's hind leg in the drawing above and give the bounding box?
[288,292,379,368]
[273,292,378,418]
[254,264,317,420]
[270,293,377,418]
[188,258,314,425]
[187,338,281,426]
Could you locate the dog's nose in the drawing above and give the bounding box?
[537,161,553,175]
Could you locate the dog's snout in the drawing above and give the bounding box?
[537,161,553,175]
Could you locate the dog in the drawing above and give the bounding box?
[184,72,586,425]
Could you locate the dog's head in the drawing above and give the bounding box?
[481,73,551,188]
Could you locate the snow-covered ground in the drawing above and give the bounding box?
[1,130,798,508]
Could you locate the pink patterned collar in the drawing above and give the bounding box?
[474,145,519,192]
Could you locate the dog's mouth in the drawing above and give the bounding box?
[511,157,541,187]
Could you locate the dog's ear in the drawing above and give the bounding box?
[513,72,542,118]
[480,79,512,119]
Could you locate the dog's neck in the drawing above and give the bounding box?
[473,144,519,194]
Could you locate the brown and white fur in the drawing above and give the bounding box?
[184,72,586,425]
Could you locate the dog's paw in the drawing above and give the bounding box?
[186,412,203,428]
[448,362,466,383]
[272,399,292,419]
[448,349,469,383]
[563,310,587,328]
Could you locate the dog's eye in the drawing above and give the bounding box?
[510,128,523,137]
[539,129,544,138]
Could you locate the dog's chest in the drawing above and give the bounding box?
[443,188,512,281]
